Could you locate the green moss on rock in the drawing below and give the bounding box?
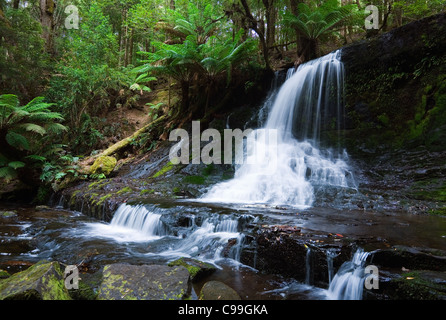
[168,257,216,282]
[89,156,117,176]
[152,161,175,178]
[0,260,71,300]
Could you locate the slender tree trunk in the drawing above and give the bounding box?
[127,28,134,66]
[262,0,276,49]
[289,0,305,63]
[119,9,127,67]
[39,0,55,55]
[239,0,271,71]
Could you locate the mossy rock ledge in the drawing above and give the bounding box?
[89,156,117,176]
[97,263,191,300]
[0,260,71,300]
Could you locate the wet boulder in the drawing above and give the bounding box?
[0,260,71,300]
[168,258,216,282]
[199,281,241,300]
[97,263,191,300]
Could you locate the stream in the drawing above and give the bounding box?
[1,197,445,300]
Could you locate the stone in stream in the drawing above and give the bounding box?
[199,281,241,300]
[97,263,191,300]
[0,260,71,300]
[167,257,216,282]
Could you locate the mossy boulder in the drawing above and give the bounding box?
[168,258,216,282]
[0,260,71,300]
[97,263,191,300]
[0,210,17,218]
[89,156,117,176]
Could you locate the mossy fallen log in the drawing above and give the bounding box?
[82,115,166,168]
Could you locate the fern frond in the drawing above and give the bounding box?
[6,131,30,150]
[17,123,47,135]
[0,166,18,181]
[8,161,25,169]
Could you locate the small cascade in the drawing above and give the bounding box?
[305,246,312,285]
[110,203,168,237]
[326,248,338,284]
[155,215,247,265]
[83,203,251,266]
[327,248,370,300]
[84,203,168,242]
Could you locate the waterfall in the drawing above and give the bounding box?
[201,50,356,208]
[305,246,312,285]
[327,248,370,300]
[110,204,168,237]
[83,203,168,242]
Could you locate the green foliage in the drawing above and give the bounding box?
[0,94,67,183]
[283,0,360,59]
[46,2,126,154]
[0,6,51,99]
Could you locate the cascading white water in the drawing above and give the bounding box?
[153,215,245,264]
[110,204,167,236]
[201,50,356,208]
[327,248,370,300]
[83,203,168,242]
[84,203,248,265]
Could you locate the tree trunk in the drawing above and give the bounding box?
[289,0,306,62]
[262,0,276,49]
[39,0,55,55]
[239,0,271,71]
[119,9,127,67]
[181,80,190,113]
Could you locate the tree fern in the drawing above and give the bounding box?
[0,93,67,184]
[283,0,358,60]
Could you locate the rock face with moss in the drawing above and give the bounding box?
[89,156,117,176]
[97,263,191,300]
[0,260,71,300]
[342,12,446,153]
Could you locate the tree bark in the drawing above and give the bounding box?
[289,0,306,62]
[239,0,271,71]
[262,0,276,49]
[39,0,55,55]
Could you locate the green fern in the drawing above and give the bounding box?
[0,166,18,181]
[0,94,67,183]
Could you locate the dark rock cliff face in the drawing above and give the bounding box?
[337,13,446,215]
[341,12,446,154]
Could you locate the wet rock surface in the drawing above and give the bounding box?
[0,260,71,300]
[199,280,241,300]
[97,263,191,300]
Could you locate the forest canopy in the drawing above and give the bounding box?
[0,0,445,198]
